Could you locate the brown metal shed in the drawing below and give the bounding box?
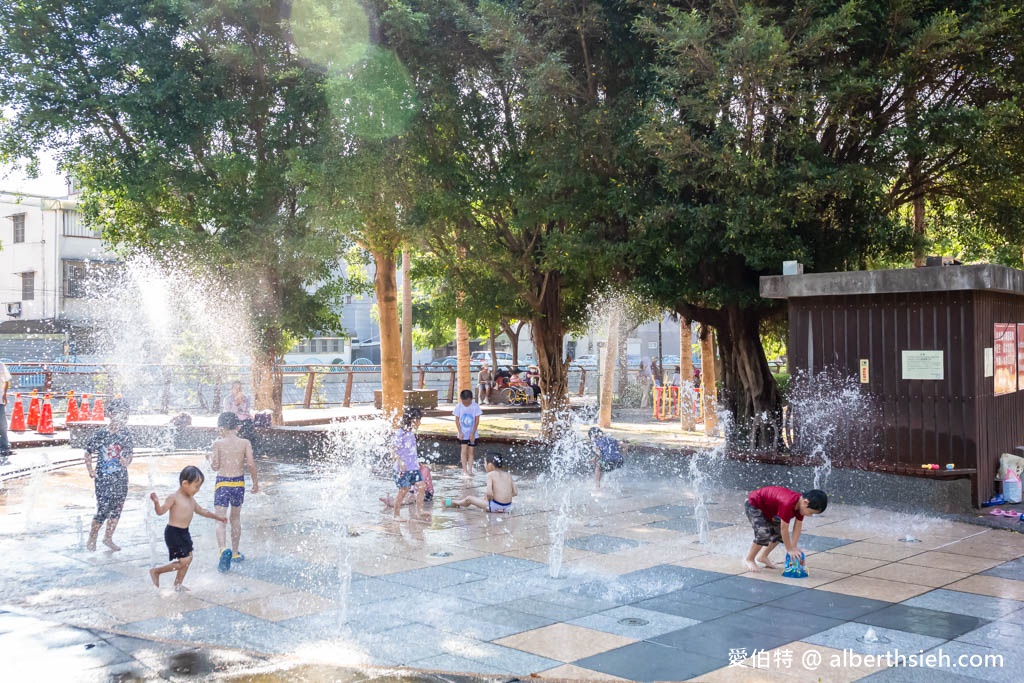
[761,264,1024,507]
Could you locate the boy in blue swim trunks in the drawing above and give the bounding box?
[393,407,428,520]
[450,453,517,513]
[209,412,259,572]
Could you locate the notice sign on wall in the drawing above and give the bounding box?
[1018,324,1024,390]
[901,350,944,380]
[995,323,1017,395]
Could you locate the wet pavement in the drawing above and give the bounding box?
[3,443,1024,682]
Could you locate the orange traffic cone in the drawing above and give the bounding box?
[27,390,40,430]
[92,396,105,421]
[80,394,92,422]
[9,393,26,432]
[36,394,54,435]
[65,390,79,423]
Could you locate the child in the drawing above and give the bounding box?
[744,486,828,572]
[454,389,482,476]
[83,399,134,552]
[588,426,624,488]
[208,411,260,573]
[393,407,427,520]
[449,452,517,513]
[149,466,227,591]
[477,363,493,404]
[380,463,434,508]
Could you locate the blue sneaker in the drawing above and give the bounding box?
[231,552,245,562]
[218,548,232,573]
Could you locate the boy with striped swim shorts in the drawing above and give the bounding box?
[209,411,259,572]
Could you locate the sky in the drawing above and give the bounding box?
[0,154,68,197]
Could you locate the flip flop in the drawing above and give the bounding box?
[982,494,1006,507]
[989,508,1008,516]
[231,552,245,562]
[218,548,232,573]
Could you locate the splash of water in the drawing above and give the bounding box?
[543,407,595,578]
[689,409,732,544]
[786,370,877,491]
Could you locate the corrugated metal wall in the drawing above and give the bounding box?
[787,289,1024,503]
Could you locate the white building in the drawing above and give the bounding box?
[0,189,119,359]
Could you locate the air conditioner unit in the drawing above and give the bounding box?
[6,302,22,317]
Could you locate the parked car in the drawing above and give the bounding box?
[471,351,513,365]
[572,354,598,368]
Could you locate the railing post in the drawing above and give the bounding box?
[578,368,586,396]
[303,368,315,409]
[343,369,354,407]
[447,368,455,403]
[44,369,52,392]
[418,366,426,389]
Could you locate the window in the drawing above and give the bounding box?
[62,260,118,298]
[21,272,34,300]
[12,214,25,243]
[331,339,340,352]
[319,339,329,353]
[61,210,99,237]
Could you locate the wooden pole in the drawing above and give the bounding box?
[680,318,695,431]
[700,325,718,434]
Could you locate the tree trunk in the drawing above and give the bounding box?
[700,325,718,435]
[488,326,498,371]
[616,318,629,397]
[533,275,568,441]
[716,304,782,450]
[252,345,283,425]
[598,308,620,428]
[456,318,471,393]
[679,317,695,431]
[500,319,523,368]
[402,249,413,391]
[912,194,927,266]
[373,250,403,419]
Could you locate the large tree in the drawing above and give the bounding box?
[0,0,350,422]
[392,0,648,438]
[629,0,1024,447]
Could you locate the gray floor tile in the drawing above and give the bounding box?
[351,623,450,664]
[564,565,729,605]
[859,666,987,682]
[860,604,988,640]
[439,576,546,605]
[433,607,555,641]
[443,555,546,575]
[409,653,511,675]
[378,565,486,589]
[574,640,723,682]
[981,557,1024,582]
[716,604,844,641]
[798,534,857,551]
[568,605,699,640]
[955,619,1024,650]
[527,591,622,615]
[435,640,562,674]
[494,597,599,622]
[903,590,1024,620]
[922,641,1022,683]
[645,517,732,533]
[565,534,640,554]
[648,620,792,657]
[805,621,946,657]
[692,575,806,604]
[639,504,695,517]
[635,588,757,621]
[766,586,891,620]
[346,577,421,605]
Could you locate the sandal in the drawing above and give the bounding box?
[982,494,1006,507]
[989,508,1009,516]
[218,548,232,573]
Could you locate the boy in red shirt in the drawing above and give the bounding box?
[744,486,827,572]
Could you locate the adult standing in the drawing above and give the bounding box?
[639,361,652,409]
[0,360,11,457]
[223,381,256,444]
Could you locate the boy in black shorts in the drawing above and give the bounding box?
[149,466,226,591]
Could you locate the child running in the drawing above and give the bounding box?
[449,453,517,513]
[454,389,482,476]
[588,426,624,488]
[744,486,827,572]
[83,399,134,552]
[393,407,428,520]
[149,466,226,591]
[208,411,259,573]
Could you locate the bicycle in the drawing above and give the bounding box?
[500,384,533,406]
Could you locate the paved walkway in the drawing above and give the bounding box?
[4,450,1024,682]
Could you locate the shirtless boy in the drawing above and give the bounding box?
[149,466,226,591]
[209,411,259,572]
[449,453,517,513]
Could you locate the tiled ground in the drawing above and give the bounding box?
[3,451,1024,682]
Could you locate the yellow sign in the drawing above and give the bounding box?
[859,359,869,384]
